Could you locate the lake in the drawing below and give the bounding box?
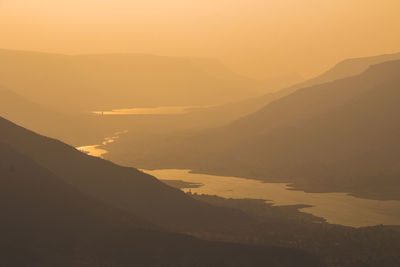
[93,106,194,115]
[144,169,400,227]
[76,135,400,228]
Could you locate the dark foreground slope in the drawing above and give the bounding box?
[0,116,257,233]
[0,89,114,145]
[106,60,400,200]
[0,142,320,267]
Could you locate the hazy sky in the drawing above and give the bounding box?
[1,0,400,79]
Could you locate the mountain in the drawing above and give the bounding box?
[222,59,400,199]
[308,52,400,86]
[97,52,400,147]
[104,52,400,153]
[0,116,262,233]
[0,49,261,111]
[275,52,400,100]
[105,59,400,200]
[216,52,400,120]
[0,89,114,146]
[0,141,320,267]
[3,51,399,150]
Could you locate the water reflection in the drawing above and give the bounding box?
[93,106,193,115]
[76,130,127,158]
[144,169,400,227]
[77,145,108,158]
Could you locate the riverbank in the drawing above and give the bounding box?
[144,169,400,227]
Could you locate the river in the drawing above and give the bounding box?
[76,130,128,158]
[76,137,400,228]
[144,169,400,227]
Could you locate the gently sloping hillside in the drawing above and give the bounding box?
[104,60,400,200]
[0,116,257,232]
[0,142,321,267]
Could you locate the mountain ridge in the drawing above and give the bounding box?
[0,49,262,111]
[0,139,319,267]
[104,59,400,200]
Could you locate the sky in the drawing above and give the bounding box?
[1,0,400,79]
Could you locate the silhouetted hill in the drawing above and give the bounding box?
[0,141,149,230]
[0,89,115,145]
[197,51,400,125]
[3,52,399,151]
[0,142,320,267]
[224,60,400,199]
[0,49,261,111]
[217,52,400,120]
[309,52,400,86]
[98,52,400,151]
[106,60,400,200]
[0,116,258,233]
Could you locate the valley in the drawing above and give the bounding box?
[2,15,400,264]
[78,135,400,228]
[147,169,400,227]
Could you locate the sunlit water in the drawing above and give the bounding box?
[76,130,128,158]
[75,134,400,228]
[144,169,400,227]
[93,106,194,115]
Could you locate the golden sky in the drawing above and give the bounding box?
[1,0,400,79]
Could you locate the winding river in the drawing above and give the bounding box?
[76,136,400,228]
[76,130,128,158]
[144,169,400,227]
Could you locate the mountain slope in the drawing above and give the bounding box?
[221,52,400,120]
[0,142,320,267]
[3,52,399,151]
[0,116,258,233]
[102,52,400,156]
[106,60,400,200]
[309,52,400,86]
[0,89,115,145]
[203,51,400,125]
[227,60,400,199]
[0,49,261,111]
[207,60,400,199]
